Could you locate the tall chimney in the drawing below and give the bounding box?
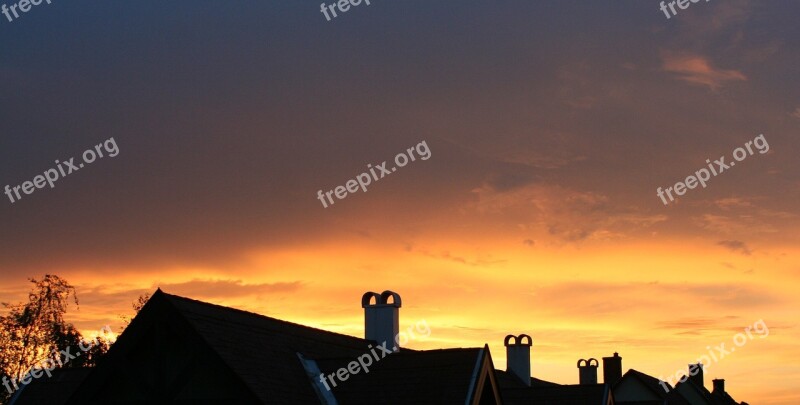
[362,291,401,351]
[602,352,622,385]
[688,363,704,388]
[712,379,725,394]
[504,334,532,386]
[578,358,599,385]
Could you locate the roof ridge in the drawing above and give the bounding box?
[619,369,672,399]
[311,348,482,363]
[159,290,371,344]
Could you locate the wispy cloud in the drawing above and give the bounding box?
[412,248,507,267]
[700,213,778,235]
[708,0,753,31]
[714,197,755,210]
[157,279,303,299]
[531,281,778,318]
[717,240,753,255]
[467,183,667,243]
[661,53,746,90]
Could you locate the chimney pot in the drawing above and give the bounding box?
[504,334,533,386]
[602,352,623,385]
[577,358,599,385]
[688,363,704,388]
[712,379,725,394]
[362,291,401,351]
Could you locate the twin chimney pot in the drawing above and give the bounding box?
[362,290,402,352]
[577,358,599,384]
[504,334,533,386]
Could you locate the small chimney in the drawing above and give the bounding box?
[578,358,599,385]
[504,334,532,386]
[602,352,622,384]
[712,379,725,394]
[688,363,704,388]
[362,291,401,351]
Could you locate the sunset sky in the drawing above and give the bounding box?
[1,0,799,403]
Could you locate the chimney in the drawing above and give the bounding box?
[504,334,532,386]
[688,363,704,388]
[578,358,599,385]
[712,379,725,394]
[362,291,401,351]
[602,352,622,384]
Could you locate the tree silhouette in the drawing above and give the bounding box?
[0,275,110,404]
[118,292,150,332]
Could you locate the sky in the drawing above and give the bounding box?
[1,0,799,403]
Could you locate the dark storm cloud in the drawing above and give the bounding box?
[1,0,799,275]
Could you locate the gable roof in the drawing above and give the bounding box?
[502,383,611,405]
[674,379,741,405]
[161,290,375,403]
[313,347,497,404]
[614,369,690,405]
[710,389,742,405]
[70,289,376,404]
[620,369,670,398]
[495,369,559,389]
[496,365,608,405]
[9,368,92,405]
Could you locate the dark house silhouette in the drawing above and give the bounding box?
[9,289,749,404]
